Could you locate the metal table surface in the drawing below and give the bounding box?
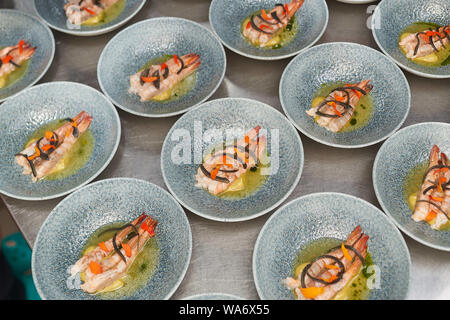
[1,0,449,300]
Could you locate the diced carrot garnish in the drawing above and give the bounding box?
[140,76,158,83]
[89,261,103,274]
[299,287,324,299]
[98,241,109,252]
[18,39,24,54]
[122,243,132,257]
[83,7,96,15]
[425,210,437,222]
[341,242,352,261]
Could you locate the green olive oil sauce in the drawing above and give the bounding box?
[0,52,30,90]
[291,238,373,300]
[24,119,94,181]
[403,161,450,230]
[311,82,374,132]
[138,55,197,103]
[399,22,450,67]
[80,222,159,298]
[81,0,126,26]
[241,13,298,49]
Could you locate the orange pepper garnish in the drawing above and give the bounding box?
[2,55,13,64]
[45,131,53,140]
[334,94,346,102]
[160,63,167,71]
[430,195,444,202]
[441,168,449,173]
[324,264,339,270]
[299,287,324,299]
[328,101,342,117]
[284,4,290,15]
[140,76,158,83]
[261,9,271,21]
[27,145,41,161]
[89,261,103,274]
[425,210,437,222]
[41,144,55,152]
[246,21,251,29]
[98,241,109,252]
[83,7,96,15]
[341,242,353,261]
[122,243,132,258]
[18,39,24,54]
[210,165,220,180]
[173,54,179,66]
[140,221,155,237]
[320,275,338,283]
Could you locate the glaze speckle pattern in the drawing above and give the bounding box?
[372,0,450,78]
[34,0,146,36]
[183,293,245,300]
[98,17,226,117]
[280,42,411,148]
[209,0,328,60]
[161,98,304,222]
[0,9,55,102]
[373,122,450,251]
[32,178,192,300]
[0,82,120,200]
[253,193,411,300]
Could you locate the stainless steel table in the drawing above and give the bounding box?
[1,0,449,300]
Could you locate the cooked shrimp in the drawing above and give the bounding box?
[242,0,304,47]
[0,40,36,86]
[306,80,373,133]
[283,226,369,300]
[64,0,120,25]
[129,53,201,101]
[399,25,450,59]
[195,126,267,195]
[15,111,92,182]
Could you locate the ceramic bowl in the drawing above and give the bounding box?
[98,17,226,117]
[373,122,450,251]
[209,0,328,60]
[336,0,377,4]
[34,0,146,36]
[0,82,120,200]
[32,178,192,299]
[183,293,245,300]
[161,98,304,222]
[372,0,450,78]
[253,192,411,300]
[0,9,55,103]
[280,42,410,148]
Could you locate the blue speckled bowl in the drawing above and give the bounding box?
[34,0,146,36]
[280,42,411,148]
[0,9,55,103]
[32,178,192,299]
[253,192,411,300]
[372,0,450,79]
[161,98,304,222]
[373,122,450,251]
[183,293,245,300]
[98,17,226,118]
[0,82,120,201]
[209,0,328,60]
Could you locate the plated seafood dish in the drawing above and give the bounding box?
[129,54,200,102]
[306,80,373,133]
[195,126,268,197]
[405,145,449,231]
[71,213,159,296]
[15,111,93,182]
[0,40,36,89]
[399,23,450,68]
[241,0,304,49]
[283,226,373,300]
[64,0,126,26]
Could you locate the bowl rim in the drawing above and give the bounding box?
[33,0,147,36]
[160,97,304,222]
[208,0,329,61]
[97,16,227,118]
[371,0,450,79]
[31,177,193,300]
[0,9,55,103]
[252,191,412,300]
[0,81,121,201]
[279,41,411,149]
[372,121,450,252]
